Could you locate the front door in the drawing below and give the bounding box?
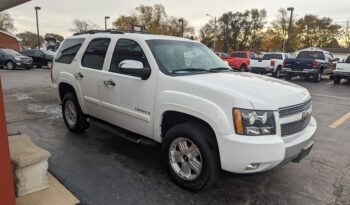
[76,38,111,118]
[99,38,157,138]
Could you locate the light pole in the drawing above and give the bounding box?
[105,16,110,30]
[178,18,184,37]
[286,7,294,52]
[206,14,217,51]
[34,6,41,49]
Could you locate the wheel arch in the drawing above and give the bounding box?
[58,81,87,113]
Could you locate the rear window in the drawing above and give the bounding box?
[55,38,85,64]
[231,52,247,58]
[297,51,324,60]
[263,54,283,60]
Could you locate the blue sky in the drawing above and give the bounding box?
[6,0,350,37]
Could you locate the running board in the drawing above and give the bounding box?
[88,118,159,146]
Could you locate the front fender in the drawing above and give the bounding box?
[154,91,232,142]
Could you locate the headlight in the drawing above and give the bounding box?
[15,57,21,61]
[233,109,276,136]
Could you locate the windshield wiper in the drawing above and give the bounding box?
[172,68,210,74]
[209,67,233,72]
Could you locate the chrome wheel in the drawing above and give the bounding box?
[169,137,202,181]
[6,62,14,70]
[64,100,77,127]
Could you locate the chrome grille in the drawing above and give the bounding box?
[281,115,311,136]
[279,99,312,118]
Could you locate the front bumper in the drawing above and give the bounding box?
[16,61,33,68]
[217,116,317,173]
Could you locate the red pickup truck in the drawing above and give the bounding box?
[225,51,257,71]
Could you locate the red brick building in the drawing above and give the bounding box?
[0,30,22,52]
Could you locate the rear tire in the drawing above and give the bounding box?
[162,122,220,191]
[62,93,90,132]
[333,76,341,84]
[285,73,292,81]
[272,67,282,78]
[312,72,321,82]
[240,64,247,72]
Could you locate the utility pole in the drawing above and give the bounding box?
[206,14,217,51]
[105,16,110,30]
[35,6,41,49]
[178,18,184,37]
[286,7,294,52]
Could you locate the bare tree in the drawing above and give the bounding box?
[0,12,15,31]
[70,19,99,33]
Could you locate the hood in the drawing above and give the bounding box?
[179,72,310,110]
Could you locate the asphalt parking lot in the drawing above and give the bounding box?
[2,68,350,205]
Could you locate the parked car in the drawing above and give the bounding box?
[0,48,33,70]
[226,51,257,71]
[215,52,230,60]
[283,47,337,82]
[21,49,55,68]
[250,52,293,78]
[52,31,317,190]
[333,54,350,84]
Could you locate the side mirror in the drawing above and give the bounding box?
[334,58,340,62]
[119,60,151,80]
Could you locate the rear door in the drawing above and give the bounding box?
[75,38,111,118]
[324,53,336,74]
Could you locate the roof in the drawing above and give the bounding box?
[0,30,22,41]
[0,0,31,12]
[323,48,350,54]
[297,47,331,54]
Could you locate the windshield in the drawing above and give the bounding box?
[146,40,229,75]
[263,54,283,60]
[3,49,21,56]
[231,52,247,58]
[297,51,324,60]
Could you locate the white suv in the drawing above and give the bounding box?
[52,30,317,190]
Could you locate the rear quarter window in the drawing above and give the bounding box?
[55,38,85,64]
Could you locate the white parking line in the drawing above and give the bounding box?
[326,82,333,85]
[329,112,350,128]
[311,93,350,100]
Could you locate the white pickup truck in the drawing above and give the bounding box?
[250,53,292,78]
[52,30,317,190]
[334,55,350,84]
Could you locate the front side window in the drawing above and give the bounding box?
[55,38,85,64]
[82,38,110,70]
[147,40,229,75]
[263,54,283,60]
[110,39,149,73]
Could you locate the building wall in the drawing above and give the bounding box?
[0,33,20,52]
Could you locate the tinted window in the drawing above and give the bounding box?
[231,52,247,58]
[21,50,33,55]
[297,51,324,60]
[55,38,85,64]
[2,49,20,56]
[263,54,283,60]
[82,38,110,70]
[250,53,256,59]
[346,56,350,63]
[110,39,149,73]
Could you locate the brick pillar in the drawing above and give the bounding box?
[0,77,16,205]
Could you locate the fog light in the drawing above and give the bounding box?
[245,163,260,171]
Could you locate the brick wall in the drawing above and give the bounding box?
[0,33,20,52]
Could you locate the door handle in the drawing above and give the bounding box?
[74,72,84,79]
[103,79,116,87]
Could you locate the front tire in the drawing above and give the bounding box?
[47,61,53,69]
[285,73,292,81]
[6,61,15,70]
[162,122,220,191]
[62,93,90,132]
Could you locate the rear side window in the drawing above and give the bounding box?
[82,38,111,70]
[231,52,247,58]
[110,39,149,73]
[263,54,283,60]
[55,38,85,64]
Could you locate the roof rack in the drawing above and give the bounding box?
[73,29,124,36]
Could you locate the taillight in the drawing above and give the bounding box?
[270,60,275,67]
[312,60,317,69]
